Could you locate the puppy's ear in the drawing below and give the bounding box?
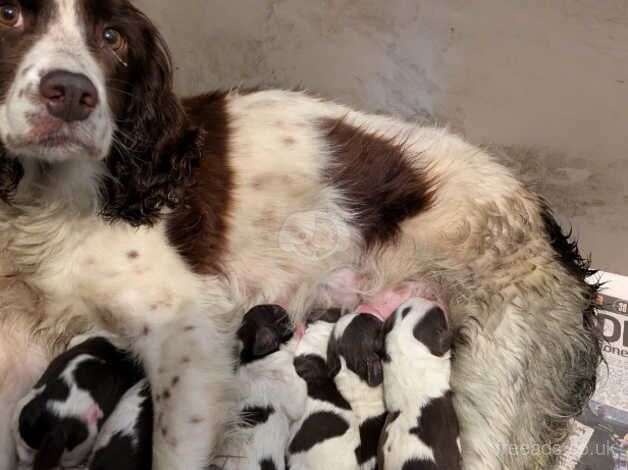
[253,327,279,358]
[434,329,453,357]
[18,402,45,450]
[326,336,341,378]
[33,429,65,470]
[366,353,383,387]
[294,354,327,380]
[376,318,393,363]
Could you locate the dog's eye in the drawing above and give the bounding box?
[0,4,21,27]
[103,28,125,51]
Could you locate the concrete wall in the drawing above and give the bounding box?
[136,0,628,274]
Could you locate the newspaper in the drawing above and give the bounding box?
[558,272,628,470]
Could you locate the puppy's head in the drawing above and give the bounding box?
[380,298,452,361]
[237,304,294,364]
[13,336,139,468]
[327,313,384,387]
[0,1,201,224]
[13,367,102,469]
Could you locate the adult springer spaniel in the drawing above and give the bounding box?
[0,1,600,469]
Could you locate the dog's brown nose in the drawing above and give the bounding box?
[39,70,99,122]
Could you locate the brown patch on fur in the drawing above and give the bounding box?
[171,376,180,386]
[181,356,190,364]
[283,136,296,145]
[167,92,232,275]
[320,119,434,248]
[189,416,202,424]
[127,250,139,259]
[142,325,151,336]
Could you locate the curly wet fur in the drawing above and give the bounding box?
[97,5,204,227]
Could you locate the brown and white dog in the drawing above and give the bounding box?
[0,1,600,469]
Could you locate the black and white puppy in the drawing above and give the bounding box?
[88,379,153,470]
[12,336,144,469]
[287,308,361,470]
[213,304,306,470]
[378,298,461,470]
[327,313,387,470]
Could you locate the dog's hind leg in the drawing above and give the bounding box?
[450,282,598,470]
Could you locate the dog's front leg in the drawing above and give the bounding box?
[131,307,237,470]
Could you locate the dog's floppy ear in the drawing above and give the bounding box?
[366,353,383,387]
[33,428,65,470]
[326,334,341,378]
[0,151,23,203]
[377,314,395,362]
[102,6,203,226]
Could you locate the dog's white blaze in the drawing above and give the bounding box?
[0,0,113,162]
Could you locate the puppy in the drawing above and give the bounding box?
[287,309,361,470]
[12,337,144,469]
[378,298,461,470]
[213,304,306,470]
[88,379,153,470]
[327,313,387,470]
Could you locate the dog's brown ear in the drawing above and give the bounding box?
[0,152,23,203]
[102,6,203,226]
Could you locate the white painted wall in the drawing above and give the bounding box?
[136,0,628,273]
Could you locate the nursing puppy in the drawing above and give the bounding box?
[287,309,362,470]
[12,337,144,469]
[213,304,306,470]
[378,298,461,470]
[327,313,386,470]
[88,379,153,470]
